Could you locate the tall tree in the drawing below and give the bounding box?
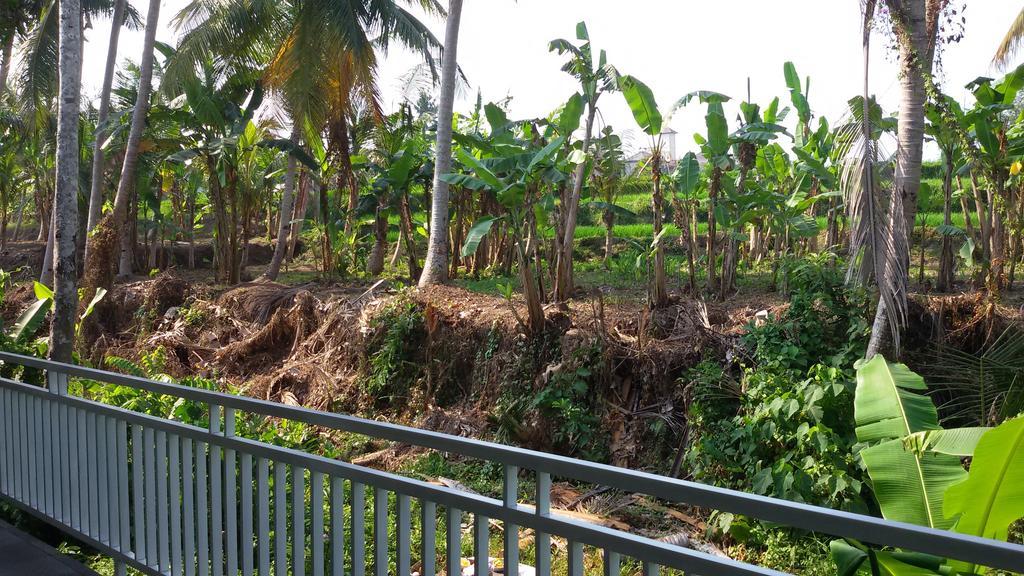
[263,123,300,281]
[884,0,941,238]
[49,0,82,363]
[84,0,159,282]
[419,0,463,287]
[85,0,126,233]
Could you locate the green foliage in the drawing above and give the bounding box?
[364,296,424,402]
[744,256,870,372]
[686,261,872,518]
[854,355,965,530]
[532,345,608,461]
[831,358,1024,576]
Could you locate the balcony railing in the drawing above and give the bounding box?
[0,350,1020,576]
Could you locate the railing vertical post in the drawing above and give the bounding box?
[503,465,519,576]
[351,482,366,576]
[446,506,461,576]
[223,407,238,576]
[374,487,388,576]
[311,471,325,576]
[329,477,344,576]
[603,550,621,576]
[535,471,551,576]
[114,559,127,576]
[209,404,223,576]
[396,494,410,576]
[420,500,436,576]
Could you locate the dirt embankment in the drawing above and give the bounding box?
[78,273,789,469]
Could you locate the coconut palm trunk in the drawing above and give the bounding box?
[50,0,83,364]
[887,0,935,240]
[85,0,126,234]
[418,0,463,287]
[86,0,161,283]
[0,34,13,93]
[263,124,301,281]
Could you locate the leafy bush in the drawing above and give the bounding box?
[685,257,871,513]
[364,296,424,401]
[532,345,608,461]
[746,255,870,372]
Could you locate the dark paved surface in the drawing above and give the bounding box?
[0,520,98,575]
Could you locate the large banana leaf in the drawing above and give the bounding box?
[619,75,661,136]
[855,355,940,442]
[944,417,1024,549]
[855,356,966,529]
[860,440,965,529]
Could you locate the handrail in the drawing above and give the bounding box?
[0,351,1022,575]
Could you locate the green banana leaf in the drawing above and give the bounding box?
[461,217,502,258]
[903,427,989,457]
[855,356,967,529]
[944,416,1024,558]
[855,355,941,442]
[619,75,662,136]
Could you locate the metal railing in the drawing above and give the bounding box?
[0,350,1020,576]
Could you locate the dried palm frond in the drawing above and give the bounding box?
[840,0,909,357]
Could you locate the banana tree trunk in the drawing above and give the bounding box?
[706,168,722,294]
[50,0,83,363]
[367,204,387,276]
[85,0,126,235]
[937,152,954,291]
[264,124,300,280]
[419,0,463,287]
[555,102,598,301]
[651,151,668,307]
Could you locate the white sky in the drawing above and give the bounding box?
[80,1,1019,160]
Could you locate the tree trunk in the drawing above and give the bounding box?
[554,103,598,300]
[367,204,387,276]
[706,168,722,294]
[85,0,125,235]
[889,0,935,241]
[400,190,420,279]
[651,150,668,307]
[418,0,463,287]
[937,151,955,291]
[603,209,615,266]
[0,34,13,94]
[263,124,300,280]
[50,0,83,364]
[86,0,160,282]
[288,174,309,262]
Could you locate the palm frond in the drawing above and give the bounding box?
[993,6,1024,70]
[927,327,1024,426]
[842,0,908,356]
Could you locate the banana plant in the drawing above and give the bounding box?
[673,90,733,295]
[830,355,1024,576]
[549,21,618,300]
[618,73,670,307]
[445,109,567,334]
[964,63,1024,291]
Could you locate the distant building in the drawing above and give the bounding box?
[624,128,706,175]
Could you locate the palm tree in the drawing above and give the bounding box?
[83,0,160,285]
[170,0,442,278]
[263,123,300,281]
[419,0,463,287]
[85,0,127,233]
[49,0,82,363]
[994,6,1024,69]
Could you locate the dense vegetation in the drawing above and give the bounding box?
[0,0,1023,574]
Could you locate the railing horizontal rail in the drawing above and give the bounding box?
[0,351,1022,574]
